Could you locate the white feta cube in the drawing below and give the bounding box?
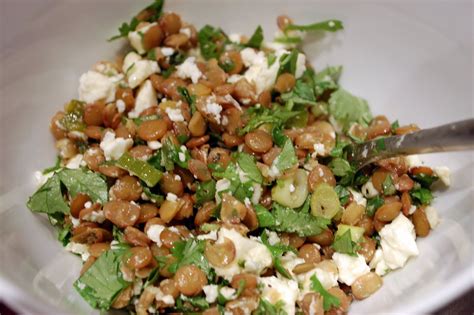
[99,130,133,161]
[78,70,117,103]
[259,276,299,315]
[176,57,202,83]
[128,79,157,118]
[332,253,370,285]
[123,52,160,89]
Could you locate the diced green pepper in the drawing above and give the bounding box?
[116,153,162,187]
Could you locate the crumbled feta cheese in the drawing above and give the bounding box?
[295,53,306,78]
[133,278,143,296]
[146,224,166,247]
[361,180,379,198]
[84,201,92,208]
[215,179,231,204]
[433,166,450,186]
[65,242,90,261]
[78,70,118,103]
[197,230,218,241]
[312,143,326,157]
[122,52,160,89]
[266,230,281,246]
[174,175,181,181]
[166,193,178,202]
[211,228,272,280]
[71,216,81,228]
[203,285,219,303]
[179,27,192,37]
[205,97,223,123]
[408,205,417,215]
[251,183,262,205]
[165,107,184,122]
[128,23,156,55]
[332,253,370,285]
[260,276,299,315]
[147,141,162,150]
[116,99,126,113]
[34,171,54,187]
[297,261,339,294]
[176,57,202,83]
[244,197,252,207]
[425,206,440,229]
[227,74,244,84]
[369,248,389,276]
[348,188,367,207]
[228,33,242,43]
[66,154,83,169]
[128,79,158,118]
[161,47,175,56]
[155,288,175,305]
[178,152,186,162]
[405,155,423,168]
[82,210,106,223]
[240,47,280,94]
[219,287,236,300]
[100,130,133,161]
[379,214,419,270]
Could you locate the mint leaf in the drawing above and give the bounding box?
[328,89,373,131]
[310,275,341,311]
[74,250,130,310]
[332,229,358,256]
[328,158,352,177]
[285,19,344,33]
[273,139,297,173]
[239,105,301,135]
[246,25,264,48]
[236,152,263,184]
[27,175,69,215]
[57,169,108,203]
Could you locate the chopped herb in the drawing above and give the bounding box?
[272,125,289,147]
[57,169,109,204]
[334,185,350,205]
[274,35,303,45]
[116,153,163,187]
[161,65,176,78]
[176,295,210,312]
[332,229,359,256]
[328,89,373,132]
[278,49,299,76]
[255,204,277,228]
[255,299,288,315]
[273,139,297,173]
[61,99,86,131]
[411,173,438,188]
[198,25,227,60]
[310,275,341,311]
[366,196,384,217]
[330,138,350,158]
[281,80,318,110]
[141,184,164,205]
[58,223,72,246]
[42,156,61,174]
[285,19,344,33]
[391,120,400,132]
[27,175,69,215]
[328,158,352,177]
[169,239,213,280]
[219,59,235,73]
[74,250,130,310]
[382,175,396,196]
[236,152,263,184]
[410,188,433,205]
[375,138,386,152]
[267,53,277,67]
[177,87,196,115]
[261,230,297,279]
[239,105,301,135]
[313,66,343,96]
[196,180,217,205]
[354,173,370,186]
[246,25,264,48]
[143,266,160,288]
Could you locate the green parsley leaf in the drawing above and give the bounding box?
[109,17,139,41]
[177,86,196,114]
[236,152,263,184]
[410,188,433,205]
[328,89,373,132]
[411,173,439,188]
[255,205,277,228]
[57,169,108,204]
[330,138,350,158]
[116,153,163,187]
[196,180,217,205]
[285,19,344,33]
[169,239,213,280]
[74,250,130,310]
[391,120,400,132]
[375,138,386,152]
[219,59,235,73]
[267,53,277,67]
[160,138,191,170]
[239,105,301,135]
[366,196,384,217]
[255,299,288,315]
[58,223,72,246]
[281,80,318,110]
[272,125,289,147]
[332,229,358,256]
[198,25,227,60]
[382,175,396,196]
[27,175,69,215]
[328,158,352,177]
[334,185,350,205]
[273,139,297,174]
[178,295,210,310]
[246,25,264,48]
[261,230,296,279]
[313,66,343,96]
[278,49,299,76]
[42,156,61,174]
[270,203,331,237]
[310,274,341,311]
[141,184,164,205]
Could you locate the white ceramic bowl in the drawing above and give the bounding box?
[0,1,472,314]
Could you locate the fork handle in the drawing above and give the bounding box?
[351,118,474,168]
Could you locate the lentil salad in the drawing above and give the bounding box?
[27,1,451,314]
